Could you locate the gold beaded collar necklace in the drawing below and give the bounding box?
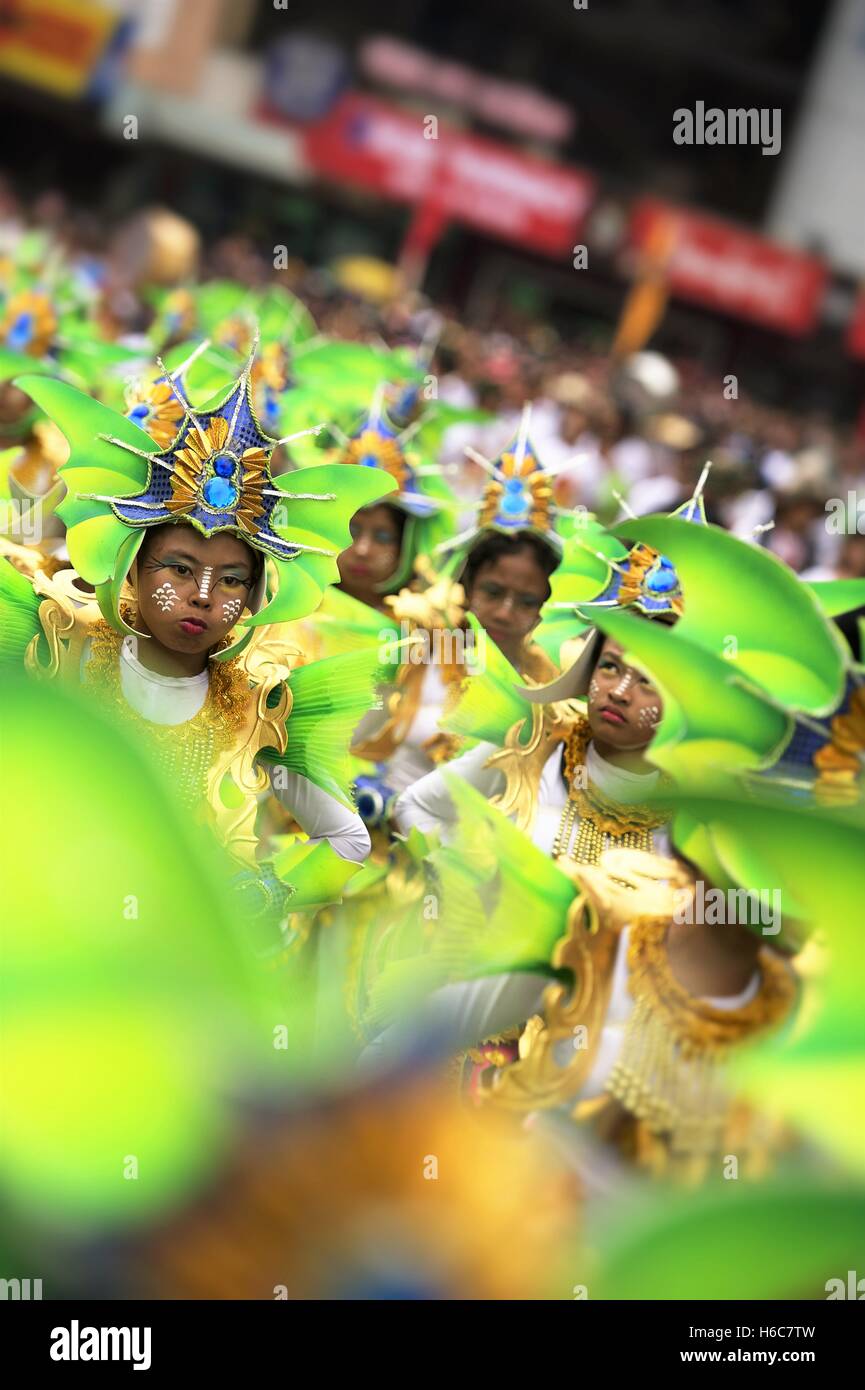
[552,717,668,865]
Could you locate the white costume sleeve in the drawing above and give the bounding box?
[359,971,549,1072]
[269,768,371,864]
[393,740,505,835]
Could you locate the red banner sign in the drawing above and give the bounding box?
[359,35,574,143]
[629,198,826,336]
[298,92,595,258]
[846,288,865,359]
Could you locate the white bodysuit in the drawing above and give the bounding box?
[118,636,371,863]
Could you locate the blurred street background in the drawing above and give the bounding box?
[2,1,865,1308]
[2,0,865,575]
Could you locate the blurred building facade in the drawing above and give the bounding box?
[1,0,864,415]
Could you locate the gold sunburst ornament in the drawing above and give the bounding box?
[124,374,186,449]
[343,426,410,490]
[814,685,865,805]
[477,448,553,532]
[0,289,58,357]
[169,413,270,535]
[437,404,566,565]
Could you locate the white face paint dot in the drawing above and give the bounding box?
[612,670,635,698]
[152,582,178,612]
[637,704,661,727]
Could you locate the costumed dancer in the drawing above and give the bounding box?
[2,339,400,941]
[0,240,147,577]
[336,399,574,819]
[316,415,638,1038]
[369,482,862,1178]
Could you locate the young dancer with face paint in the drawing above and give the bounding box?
[6,353,403,921]
[371,528,800,1177]
[299,402,564,811]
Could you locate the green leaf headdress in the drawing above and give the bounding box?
[435,403,572,576]
[332,382,457,590]
[585,513,857,787]
[517,465,713,704]
[523,464,855,780]
[14,338,397,648]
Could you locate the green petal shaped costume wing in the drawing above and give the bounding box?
[295,340,422,399]
[534,515,629,664]
[610,516,848,716]
[16,372,154,587]
[0,555,43,668]
[1,669,278,1228]
[271,837,361,912]
[262,645,392,807]
[591,1182,865,1301]
[366,775,576,1031]
[441,614,535,746]
[434,773,576,978]
[585,604,792,783]
[806,577,865,618]
[307,584,400,664]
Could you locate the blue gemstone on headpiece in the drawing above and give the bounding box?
[361,453,379,469]
[502,485,528,517]
[262,389,280,429]
[128,403,150,425]
[212,452,236,478]
[8,312,34,350]
[203,476,237,509]
[646,563,678,593]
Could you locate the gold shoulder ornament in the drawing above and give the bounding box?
[476,849,797,1175]
[26,570,300,867]
[484,699,583,834]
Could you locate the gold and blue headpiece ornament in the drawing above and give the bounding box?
[520,464,712,702]
[14,335,398,652]
[576,461,713,620]
[334,382,456,590]
[339,383,447,521]
[437,405,571,569]
[121,339,211,450]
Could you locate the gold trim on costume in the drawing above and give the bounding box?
[84,619,250,811]
[552,717,668,864]
[485,699,582,833]
[606,912,796,1159]
[25,570,299,868]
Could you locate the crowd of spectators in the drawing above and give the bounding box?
[3,181,863,583]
